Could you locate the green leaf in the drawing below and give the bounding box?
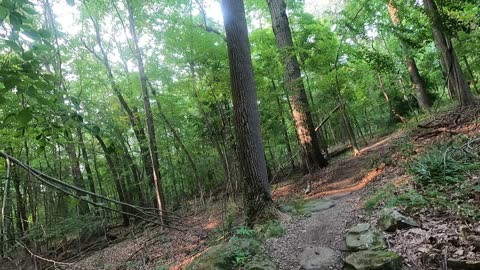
[66,0,75,6]
[17,108,33,125]
[0,5,9,21]
[5,40,22,52]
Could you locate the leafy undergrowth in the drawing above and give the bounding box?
[188,220,283,269]
[366,139,480,221]
[364,111,480,269]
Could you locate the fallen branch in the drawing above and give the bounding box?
[414,128,460,141]
[0,151,184,229]
[315,104,340,132]
[16,240,72,267]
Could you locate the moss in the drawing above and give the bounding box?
[344,250,402,270]
[186,238,261,270]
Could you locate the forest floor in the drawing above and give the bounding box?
[5,107,478,270]
[75,107,480,270]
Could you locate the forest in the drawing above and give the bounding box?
[0,0,479,269]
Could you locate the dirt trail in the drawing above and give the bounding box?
[266,132,404,270]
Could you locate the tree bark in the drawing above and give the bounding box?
[463,56,479,94]
[126,0,166,224]
[65,132,90,215]
[77,127,97,203]
[377,73,408,124]
[423,0,475,107]
[222,0,275,224]
[266,0,327,174]
[387,0,431,110]
[94,135,130,225]
[274,88,295,170]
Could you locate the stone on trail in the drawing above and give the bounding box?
[304,199,335,213]
[344,250,402,270]
[377,208,418,232]
[345,223,386,251]
[447,258,480,270]
[299,246,339,270]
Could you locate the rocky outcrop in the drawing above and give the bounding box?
[345,223,386,251]
[377,208,418,232]
[344,250,402,270]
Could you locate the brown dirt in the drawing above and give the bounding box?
[266,132,405,270]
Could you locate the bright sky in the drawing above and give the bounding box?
[51,0,338,35]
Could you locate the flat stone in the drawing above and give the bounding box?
[468,235,480,248]
[346,224,386,251]
[447,258,480,270]
[377,208,418,232]
[304,200,335,213]
[347,223,372,234]
[344,250,402,270]
[299,246,339,270]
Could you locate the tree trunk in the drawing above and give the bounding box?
[377,73,408,124]
[274,88,295,170]
[266,0,327,174]
[222,0,275,224]
[65,132,90,215]
[12,165,28,233]
[88,14,156,205]
[126,0,166,224]
[1,157,12,255]
[423,0,475,107]
[149,82,205,205]
[463,56,479,94]
[387,0,431,110]
[77,127,97,203]
[94,135,130,225]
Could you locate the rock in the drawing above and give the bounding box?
[345,223,386,251]
[447,258,480,270]
[243,254,277,270]
[467,235,480,248]
[299,246,339,270]
[279,204,296,214]
[186,238,261,270]
[304,199,335,213]
[344,250,402,270]
[377,208,418,232]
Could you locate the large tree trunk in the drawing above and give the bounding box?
[221,0,275,225]
[423,0,474,107]
[266,0,327,174]
[387,0,431,110]
[126,0,166,224]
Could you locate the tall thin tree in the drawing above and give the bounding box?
[126,0,166,223]
[423,0,475,106]
[266,0,328,175]
[387,0,431,110]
